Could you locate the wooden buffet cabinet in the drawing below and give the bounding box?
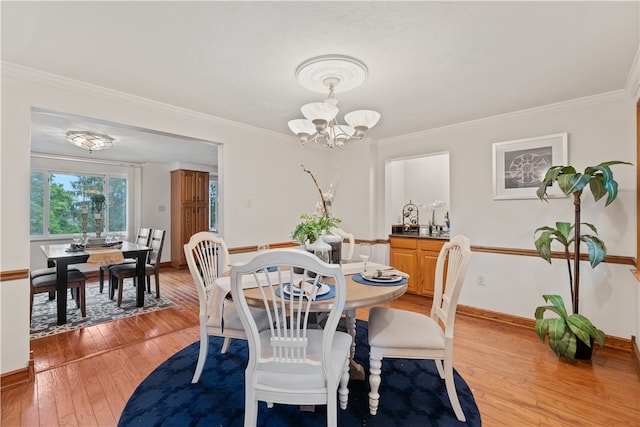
[389,235,447,296]
[171,169,210,268]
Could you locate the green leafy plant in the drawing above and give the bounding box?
[291,213,341,245]
[534,295,604,361]
[90,193,106,214]
[534,161,631,361]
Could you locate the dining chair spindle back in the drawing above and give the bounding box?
[366,235,472,422]
[231,248,352,427]
[184,231,271,384]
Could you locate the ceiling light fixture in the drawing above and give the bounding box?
[288,55,380,149]
[66,131,114,153]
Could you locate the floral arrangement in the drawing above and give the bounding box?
[423,200,446,225]
[291,166,342,244]
[90,193,106,215]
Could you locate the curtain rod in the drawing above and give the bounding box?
[31,152,144,167]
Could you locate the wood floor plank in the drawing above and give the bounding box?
[76,357,118,426]
[35,369,58,426]
[65,363,99,427]
[49,368,79,426]
[3,267,638,426]
[0,385,25,426]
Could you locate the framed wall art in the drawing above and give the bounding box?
[492,133,568,200]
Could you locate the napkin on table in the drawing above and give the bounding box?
[362,268,409,280]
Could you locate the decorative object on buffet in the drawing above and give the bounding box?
[533,160,631,361]
[418,200,447,236]
[66,130,114,153]
[288,55,380,149]
[402,200,418,232]
[291,166,342,261]
[90,193,106,238]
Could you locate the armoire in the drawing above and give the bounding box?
[170,169,210,268]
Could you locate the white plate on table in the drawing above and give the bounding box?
[362,273,404,283]
[282,282,331,297]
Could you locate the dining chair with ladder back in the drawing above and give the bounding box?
[367,235,472,422]
[109,229,165,306]
[184,231,271,383]
[231,248,352,427]
[99,227,152,293]
[30,268,87,321]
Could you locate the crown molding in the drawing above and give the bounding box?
[379,88,631,144]
[1,62,287,140]
[626,47,640,100]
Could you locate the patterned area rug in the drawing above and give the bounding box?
[119,320,481,426]
[30,278,175,339]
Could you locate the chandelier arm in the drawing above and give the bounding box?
[291,55,379,148]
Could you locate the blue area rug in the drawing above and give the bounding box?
[119,320,481,426]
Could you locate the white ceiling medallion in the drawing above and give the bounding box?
[288,55,380,149]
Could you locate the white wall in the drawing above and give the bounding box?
[2,64,638,375]
[1,67,322,374]
[376,94,637,339]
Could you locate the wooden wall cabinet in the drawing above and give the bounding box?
[389,236,446,296]
[171,169,210,268]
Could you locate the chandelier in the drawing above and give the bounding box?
[66,131,114,153]
[288,55,380,149]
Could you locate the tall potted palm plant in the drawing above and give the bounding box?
[533,160,631,361]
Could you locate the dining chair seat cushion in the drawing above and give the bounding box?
[368,307,445,350]
[31,266,80,278]
[32,270,87,288]
[254,329,352,392]
[101,258,135,270]
[110,263,154,276]
[207,299,271,332]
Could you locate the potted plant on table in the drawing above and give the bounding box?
[533,161,631,361]
[291,213,341,247]
[90,193,106,237]
[291,166,342,258]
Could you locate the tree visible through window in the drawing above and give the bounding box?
[30,171,127,237]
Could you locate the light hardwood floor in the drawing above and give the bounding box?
[2,267,639,426]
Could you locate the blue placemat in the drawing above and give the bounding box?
[275,283,335,301]
[352,273,408,286]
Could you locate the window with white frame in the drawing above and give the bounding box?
[30,170,128,237]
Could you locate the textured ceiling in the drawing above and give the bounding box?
[2,1,638,164]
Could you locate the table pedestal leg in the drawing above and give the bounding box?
[345,309,365,380]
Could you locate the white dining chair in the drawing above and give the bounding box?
[367,235,472,421]
[231,248,352,427]
[329,226,355,262]
[184,231,270,383]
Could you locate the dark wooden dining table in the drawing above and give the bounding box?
[40,241,151,325]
